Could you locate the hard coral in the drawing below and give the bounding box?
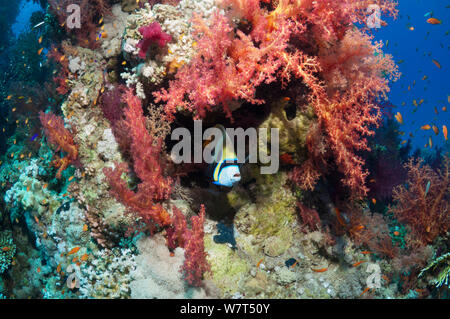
[390,157,449,245]
[103,89,172,229]
[137,22,172,59]
[39,111,78,179]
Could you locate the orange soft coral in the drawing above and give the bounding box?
[306,29,399,196]
[103,89,172,229]
[39,111,78,178]
[390,157,449,245]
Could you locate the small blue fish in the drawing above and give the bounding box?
[425,181,431,196]
[424,11,433,18]
[30,134,39,142]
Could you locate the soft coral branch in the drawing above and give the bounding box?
[39,111,78,178]
[103,89,172,229]
[309,29,400,196]
[390,157,449,245]
[169,205,210,286]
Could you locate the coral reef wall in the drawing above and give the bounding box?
[0,0,448,300]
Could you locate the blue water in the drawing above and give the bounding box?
[374,0,449,150]
[12,0,42,37]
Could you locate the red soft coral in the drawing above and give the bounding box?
[390,157,449,245]
[103,89,172,229]
[170,205,210,287]
[137,22,172,59]
[47,46,70,95]
[154,5,319,120]
[297,202,322,232]
[39,111,78,178]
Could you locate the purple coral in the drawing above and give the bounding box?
[137,22,172,59]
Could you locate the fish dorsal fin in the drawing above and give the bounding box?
[212,125,225,163]
[217,125,237,162]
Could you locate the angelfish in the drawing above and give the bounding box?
[205,125,241,187]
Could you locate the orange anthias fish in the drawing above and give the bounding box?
[432,125,439,135]
[443,125,448,141]
[335,207,346,227]
[312,267,328,273]
[427,18,442,25]
[360,287,371,296]
[280,153,295,165]
[353,260,367,267]
[421,125,431,130]
[432,59,441,69]
[67,247,81,256]
[394,112,403,125]
[256,258,264,268]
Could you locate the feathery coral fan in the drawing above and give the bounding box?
[137,22,172,59]
[169,205,210,286]
[390,157,449,245]
[39,111,78,178]
[103,89,172,229]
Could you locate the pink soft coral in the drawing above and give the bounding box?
[306,29,399,196]
[168,205,210,286]
[137,22,172,59]
[103,89,172,229]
